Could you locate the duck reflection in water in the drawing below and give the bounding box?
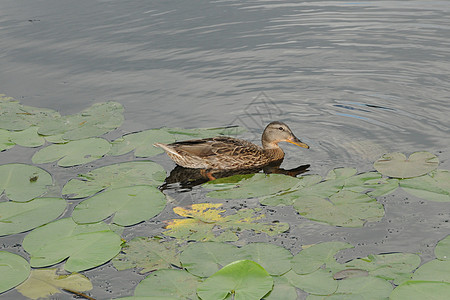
[155,121,310,190]
[159,161,310,191]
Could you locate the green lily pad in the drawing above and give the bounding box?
[10,126,46,147]
[163,203,289,242]
[411,259,450,283]
[308,276,393,299]
[197,260,273,300]
[108,129,176,157]
[261,169,398,208]
[238,243,293,276]
[0,163,53,202]
[263,275,298,300]
[259,175,322,206]
[342,253,421,285]
[16,269,92,300]
[435,235,450,260]
[62,161,166,199]
[0,129,15,151]
[400,170,450,202]
[0,197,67,236]
[134,269,200,299]
[202,174,258,190]
[374,151,439,179]
[293,190,385,227]
[22,218,122,272]
[390,281,450,300]
[37,101,124,141]
[206,174,300,199]
[72,185,166,226]
[291,242,353,275]
[260,168,360,207]
[180,242,240,277]
[0,251,30,294]
[283,269,337,295]
[112,237,182,274]
[0,96,60,131]
[32,137,111,167]
[332,269,369,280]
[343,171,399,197]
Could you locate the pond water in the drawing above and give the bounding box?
[1,0,449,299]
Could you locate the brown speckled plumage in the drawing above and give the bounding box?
[155,121,309,170]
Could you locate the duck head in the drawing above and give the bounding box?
[261,121,309,149]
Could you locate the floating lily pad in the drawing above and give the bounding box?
[238,243,293,276]
[10,126,46,147]
[163,203,289,242]
[0,197,67,236]
[0,96,60,131]
[260,168,370,207]
[16,269,92,300]
[37,102,124,141]
[263,275,298,300]
[0,251,30,294]
[180,242,240,277]
[374,152,439,179]
[342,253,421,285]
[412,259,450,283]
[112,237,182,274]
[134,269,200,299]
[390,281,450,300]
[32,137,111,167]
[203,174,260,190]
[435,235,450,260]
[259,175,322,206]
[62,161,166,199]
[0,129,15,151]
[400,170,450,202]
[0,126,45,151]
[205,174,300,199]
[197,260,273,300]
[0,163,53,202]
[332,269,369,280]
[309,276,393,299]
[23,218,122,272]
[293,190,385,227]
[108,129,176,157]
[72,185,166,226]
[342,171,399,197]
[283,269,337,295]
[291,242,353,275]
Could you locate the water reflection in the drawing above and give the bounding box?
[160,161,310,191]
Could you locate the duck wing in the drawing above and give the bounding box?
[171,136,262,158]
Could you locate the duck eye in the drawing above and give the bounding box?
[278,127,284,131]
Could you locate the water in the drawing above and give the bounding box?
[1,1,449,299]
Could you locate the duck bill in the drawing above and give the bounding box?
[287,136,309,149]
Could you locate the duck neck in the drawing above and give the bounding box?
[262,143,285,161]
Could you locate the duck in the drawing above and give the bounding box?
[154,121,309,170]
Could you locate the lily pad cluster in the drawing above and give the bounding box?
[109,235,450,300]
[162,203,289,242]
[203,151,448,228]
[0,95,123,150]
[1,96,449,299]
[1,95,245,166]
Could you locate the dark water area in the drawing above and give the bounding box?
[1,1,449,299]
